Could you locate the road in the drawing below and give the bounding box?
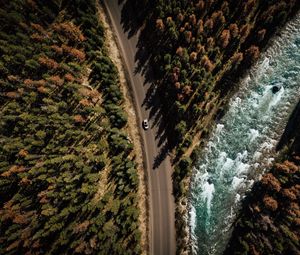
[102,1,176,254]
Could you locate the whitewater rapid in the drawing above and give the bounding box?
[190,13,300,255]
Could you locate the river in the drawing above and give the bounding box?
[189,13,300,255]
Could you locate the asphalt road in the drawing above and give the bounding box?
[102,1,176,254]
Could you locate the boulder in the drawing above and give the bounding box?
[272,85,281,94]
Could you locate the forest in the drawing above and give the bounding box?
[122,0,299,173]
[224,106,300,255]
[1,0,300,254]
[120,0,299,253]
[0,0,142,254]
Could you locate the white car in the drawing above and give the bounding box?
[142,119,149,130]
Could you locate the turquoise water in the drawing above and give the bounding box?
[190,13,300,255]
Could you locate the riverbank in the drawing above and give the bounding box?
[96,0,300,254]
[97,3,148,254]
[224,137,300,254]
[189,10,297,254]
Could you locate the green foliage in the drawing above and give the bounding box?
[224,153,300,255]
[0,0,141,254]
[127,1,299,254]
[174,120,187,141]
[125,0,299,159]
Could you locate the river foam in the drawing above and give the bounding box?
[190,12,300,255]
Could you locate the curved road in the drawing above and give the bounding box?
[102,1,176,254]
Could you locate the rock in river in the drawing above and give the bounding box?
[272,85,281,94]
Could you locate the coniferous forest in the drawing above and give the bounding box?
[122,0,299,180]
[0,0,142,254]
[119,0,300,254]
[225,158,300,255]
[225,107,300,255]
[0,0,300,255]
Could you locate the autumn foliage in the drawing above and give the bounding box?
[0,0,142,254]
[225,153,300,255]
[52,21,85,42]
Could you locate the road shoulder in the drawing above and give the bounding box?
[97,3,148,254]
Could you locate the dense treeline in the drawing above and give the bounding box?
[122,0,299,164]
[224,159,300,254]
[0,0,141,254]
[121,0,299,253]
[225,123,300,255]
[131,0,299,149]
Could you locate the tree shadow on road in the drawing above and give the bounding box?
[118,0,155,39]
[117,0,178,169]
